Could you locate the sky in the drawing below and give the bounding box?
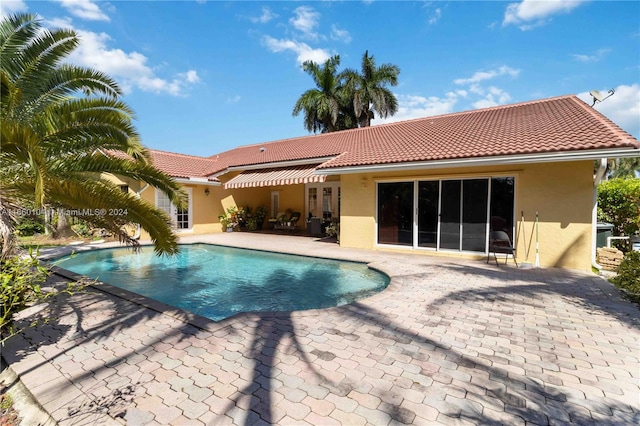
[2,0,639,158]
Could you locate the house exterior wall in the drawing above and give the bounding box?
[100,173,143,194]
[339,160,594,271]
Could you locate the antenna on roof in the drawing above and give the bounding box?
[589,88,615,107]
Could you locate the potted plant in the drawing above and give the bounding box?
[246,217,258,231]
[219,213,232,232]
[253,205,268,230]
[219,206,241,232]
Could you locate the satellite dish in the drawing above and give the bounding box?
[590,88,615,106]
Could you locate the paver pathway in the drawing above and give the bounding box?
[2,233,639,425]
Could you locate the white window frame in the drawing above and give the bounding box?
[155,187,193,232]
[305,182,340,220]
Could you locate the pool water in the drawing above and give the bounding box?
[54,244,389,321]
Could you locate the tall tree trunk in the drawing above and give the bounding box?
[55,208,74,238]
[44,207,50,235]
[0,202,16,261]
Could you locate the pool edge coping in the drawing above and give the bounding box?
[47,242,402,335]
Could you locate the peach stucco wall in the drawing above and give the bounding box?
[120,160,594,270]
[339,161,594,271]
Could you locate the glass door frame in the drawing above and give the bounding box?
[376,175,516,254]
[155,187,193,232]
[305,181,341,221]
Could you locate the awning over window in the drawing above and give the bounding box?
[224,164,327,189]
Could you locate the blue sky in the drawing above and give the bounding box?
[3,1,639,157]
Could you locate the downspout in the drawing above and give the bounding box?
[592,159,607,271]
[133,183,150,239]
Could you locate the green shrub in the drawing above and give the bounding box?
[610,251,640,298]
[72,221,93,237]
[1,251,90,342]
[597,178,640,238]
[15,216,45,236]
[254,205,268,229]
[1,250,49,334]
[246,217,258,231]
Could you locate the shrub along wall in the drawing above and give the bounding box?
[597,178,640,239]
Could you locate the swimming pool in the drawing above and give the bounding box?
[54,244,389,321]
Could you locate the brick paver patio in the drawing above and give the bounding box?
[2,233,639,425]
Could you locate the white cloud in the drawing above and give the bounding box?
[472,86,512,109]
[375,93,459,124]
[43,16,74,29]
[227,95,241,103]
[454,66,520,85]
[69,30,198,96]
[181,70,200,84]
[428,8,442,25]
[503,0,587,30]
[330,25,351,43]
[55,0,110,22]
[290,6,320,40]
[261,35,331,65]
[572,48,610,63]
[250,7,277,24]
[1,0,28,16]
[577,84,640,139]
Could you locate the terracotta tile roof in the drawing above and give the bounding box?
[317,95,640,170]
[149,95,639,178]
[148,150,220,180]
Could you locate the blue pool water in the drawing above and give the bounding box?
[54,244,389,321]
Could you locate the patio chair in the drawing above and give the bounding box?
[274,212,301,232]
[487,230,518,267]
[268,212,285,229]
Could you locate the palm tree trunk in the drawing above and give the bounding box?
[55,208,74,238]
[0,202,16,261]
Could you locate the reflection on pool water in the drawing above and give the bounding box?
[54,244,389,321]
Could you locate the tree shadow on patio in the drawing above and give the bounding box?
[432,262,640,329]
[220,267,345,425]
[341,297,639,425]
[2,271,214,424]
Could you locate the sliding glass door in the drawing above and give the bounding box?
[439,180,462,250]
[377,177,514,253]
[377,182,413,246]
[417,181,439,248]
[461,179,489,252]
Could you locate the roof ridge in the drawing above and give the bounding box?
[150,149,215,160]
[369,94,577,129]
[209,94,578,159]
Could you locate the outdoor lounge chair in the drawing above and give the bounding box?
[268,212,285,229]
[487,230,518,267]
[274,212,301,232]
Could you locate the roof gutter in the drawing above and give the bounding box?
[173,177,221,186]
[316,147,640,176]
[592,158,608,272]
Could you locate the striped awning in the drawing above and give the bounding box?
[224,164,327,189]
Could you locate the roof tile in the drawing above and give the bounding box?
[148,95,639,178]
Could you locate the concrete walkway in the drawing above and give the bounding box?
[2,233,639,425]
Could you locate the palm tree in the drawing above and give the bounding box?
[343,50,400,127]
[611,158,640,179]
[292,55,349,133]
[0,13,184,258]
